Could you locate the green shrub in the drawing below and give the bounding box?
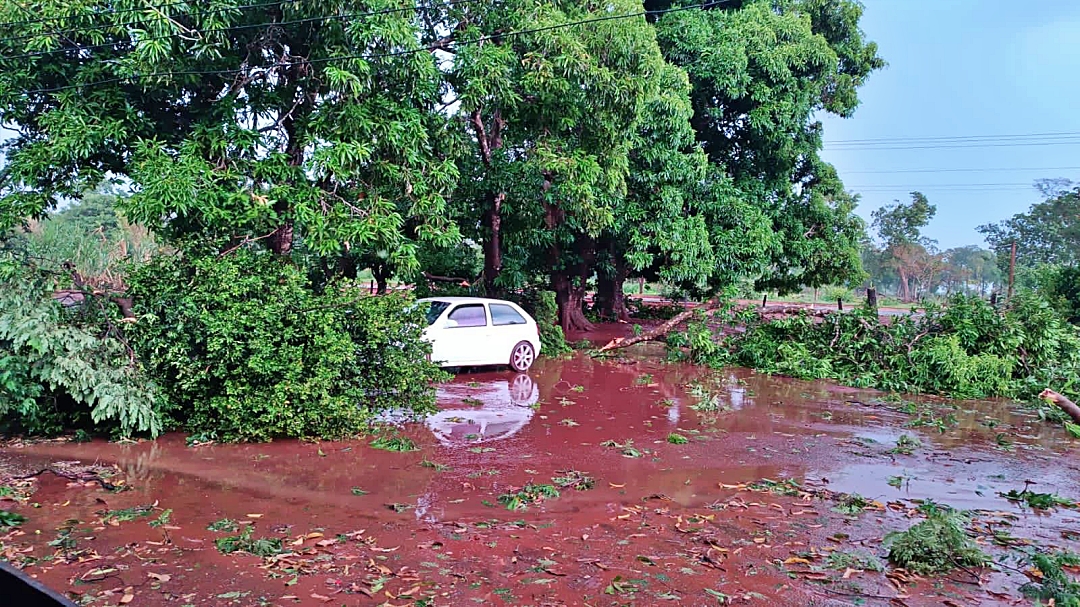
[715,293,1080,407]
[0,255,163,437]
[128,250,445,442]
[510,289,570,356]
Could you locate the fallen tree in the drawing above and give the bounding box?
[599,301,719,352]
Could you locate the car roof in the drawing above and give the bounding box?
[416,296,522,305]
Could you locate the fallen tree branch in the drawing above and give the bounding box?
[599,300,720,352]
[7,467,122,492]
[1040,389,1080,425]
[422,272,471,285]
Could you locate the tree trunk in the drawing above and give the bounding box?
[898,268,910,302]
[482,192,504,296]
[373,264,390,295]
[553,273,593,333]
[596,256,630,322]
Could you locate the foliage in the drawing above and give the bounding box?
[1021,551,1080,607]
[1000,488,1075,510]
[0,0,459,270]
[884,504,987,575]
[979,184,1080,272]
[831,493,871,515]
[0,510,26,527]
[891,434,922,455]
[215,526,283,557]
[825,550,884,572]
[207,519,240,533]
[497,483,560,511]
[369,435,419,452]
[510,290,570,356]
[656,0,883,295]
[666,433,689,445]
[626,298,686,321]
[551,470,595,491]
[708,293,1080,408]
[0,255,163,437]
[127,250,445,442]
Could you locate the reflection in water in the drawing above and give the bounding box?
[426,374,538,445]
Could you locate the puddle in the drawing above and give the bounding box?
[2,336,1079,606]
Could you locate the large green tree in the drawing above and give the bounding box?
[653,0,883,293]
[0,0,458,270]
[437,0,681,330]
[978,182,1080,271]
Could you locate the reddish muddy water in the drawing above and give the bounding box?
[2,337,1079,606]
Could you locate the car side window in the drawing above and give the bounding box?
[446,304,487,328]
[490,304,527,326]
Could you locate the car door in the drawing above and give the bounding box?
[488,302,530,363]
[437,303,491,365]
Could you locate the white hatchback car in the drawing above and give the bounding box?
[418,297,542,372]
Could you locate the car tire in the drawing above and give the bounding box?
[509,341,536,372]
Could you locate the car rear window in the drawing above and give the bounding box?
[424,301,451,325]
[490,303,527,326]
[447,304,487,327]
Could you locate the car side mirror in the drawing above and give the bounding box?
[442,319,458,329]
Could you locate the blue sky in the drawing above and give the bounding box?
[820,0,1080,249]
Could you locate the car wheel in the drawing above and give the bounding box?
[509,341,536,372]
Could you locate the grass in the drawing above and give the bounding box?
[215,526,283,557]
[370,435,418,452]
[497,484,560,511]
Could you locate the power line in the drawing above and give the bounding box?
[20,2,726,95]
[825,140,1080,151]
[844,166,1080,175]
[2,0,485,61]
[829,131,1080,144]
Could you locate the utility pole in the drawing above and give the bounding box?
[1007,241,1017,300]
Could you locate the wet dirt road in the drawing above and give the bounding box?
[2,340,1079,606]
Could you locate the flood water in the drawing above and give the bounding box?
[2,338,1079,606]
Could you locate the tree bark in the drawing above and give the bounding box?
[1040,389,1080,425]
[482,192,504,296]
[373,264,391,295]
[596,255,630,322]
[553,272,593,333]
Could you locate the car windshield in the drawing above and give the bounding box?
[424,300,452,325]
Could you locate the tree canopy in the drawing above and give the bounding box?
[978,183,1080,271]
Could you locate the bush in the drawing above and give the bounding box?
[713,293,1080,406]
[128,250,445,442]
[0,254,163,437]
[510,289,570,357]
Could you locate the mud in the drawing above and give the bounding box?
[1,330,1079,606]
